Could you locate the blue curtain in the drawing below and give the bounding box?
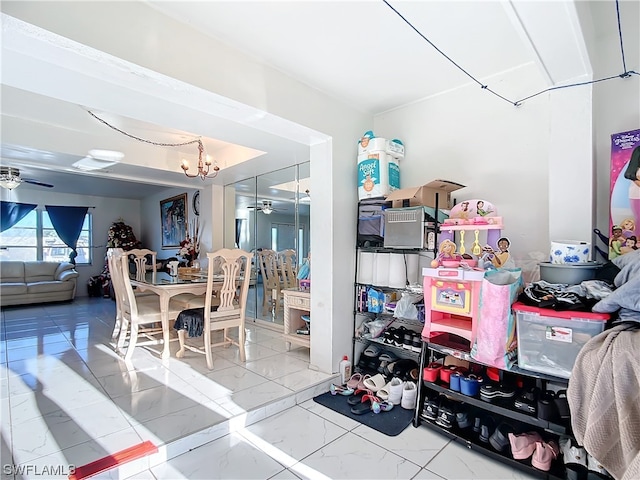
[1,201,37,232]
[45,206,88,264]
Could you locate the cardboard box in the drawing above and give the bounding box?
[385,180,465,208]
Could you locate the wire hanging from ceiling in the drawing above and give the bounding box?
[383,0,638,107]
[87,110,201,149]
[86,110,220,180]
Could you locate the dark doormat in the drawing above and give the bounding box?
[313,392,413,436]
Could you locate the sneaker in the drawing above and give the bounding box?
[508,431,543,460]
[481,383,516,402]
[423,394,439,421]
[411,333,422,353]
[401,381,417,409]
[403,332,413,350]
[387,377,404,406]
[532,441,559,471]
[435,399,455,429]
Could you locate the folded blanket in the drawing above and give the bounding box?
[568,324,640,480]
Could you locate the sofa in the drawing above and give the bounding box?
[0,261,79,307]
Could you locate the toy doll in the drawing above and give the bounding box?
[430,239,463,267]
[481,237,515,269]
[609,225,624,259]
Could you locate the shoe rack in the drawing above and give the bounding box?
[414,335,572,480]
[352,195,446,377]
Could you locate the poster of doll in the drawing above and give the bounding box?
[609,128,640,259]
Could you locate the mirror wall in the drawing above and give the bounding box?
[225,162,310,327]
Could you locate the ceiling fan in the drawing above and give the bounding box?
[247,200,277,215]
[0,166,54,190]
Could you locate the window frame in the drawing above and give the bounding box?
[0,209,93,264]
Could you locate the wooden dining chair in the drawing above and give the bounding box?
[257,249,283,315]
[278,249,298,290]
[175,249,253,369]
[108,248,166,343]
[127,248,157,281]
[112,249,183,361]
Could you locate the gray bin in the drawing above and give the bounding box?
[539,262,602,285]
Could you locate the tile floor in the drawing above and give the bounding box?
[0,298,536,479]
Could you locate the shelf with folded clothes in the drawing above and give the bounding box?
[416,414,566,480]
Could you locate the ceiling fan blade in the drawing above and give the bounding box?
[23,178,54,188]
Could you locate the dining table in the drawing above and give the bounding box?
[130,270,210,359]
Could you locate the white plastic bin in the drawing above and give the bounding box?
[513,302,608,379]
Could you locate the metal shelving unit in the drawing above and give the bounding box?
[413,338,571,480]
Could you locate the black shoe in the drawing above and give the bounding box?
[435,399,455,430]
[537,390,559,421]
[456,410,472,429]
[489,422,515,452]
[555,389,571,421]
[514,387,539,415]
[478,416,496,444]
[423,395,440,421]
[473,416,482,434]
[393,327,406,347]
[403,332,413,350]
[411,333,422,353]
[481,383,516,402]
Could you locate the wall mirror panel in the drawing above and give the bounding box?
[226,162,310,327]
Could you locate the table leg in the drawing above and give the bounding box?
[159,293,171,359]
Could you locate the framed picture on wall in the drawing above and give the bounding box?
[160,193,188,249]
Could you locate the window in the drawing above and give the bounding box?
[0,210,92,264]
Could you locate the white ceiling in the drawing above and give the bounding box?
[0,1,628,200]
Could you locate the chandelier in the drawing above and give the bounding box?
[180,139,220,180]
[0,167,22,190]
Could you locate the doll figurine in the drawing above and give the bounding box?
[481,237,515,269]
[431,239,463,267]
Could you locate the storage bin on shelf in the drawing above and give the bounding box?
[512,302,609,379]
[421,267,484,344]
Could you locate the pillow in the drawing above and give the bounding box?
[593,273,640,313]
[612,248,640,270]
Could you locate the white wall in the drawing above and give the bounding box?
[0,188,141,295]
[374,63,551,262]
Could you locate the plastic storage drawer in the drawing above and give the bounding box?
[513,302,608,379]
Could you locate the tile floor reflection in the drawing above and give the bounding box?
[1,298,536,480]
